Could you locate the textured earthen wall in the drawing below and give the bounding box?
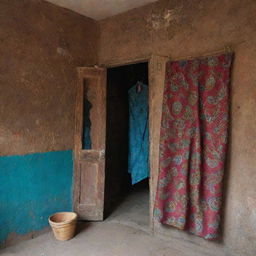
[0,0,99,246]
[99,1,256,255]
[0,0,98,156]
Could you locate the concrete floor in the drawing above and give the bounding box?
[1,222,193,256]
[0,188,212,256]
[106,184,150,232]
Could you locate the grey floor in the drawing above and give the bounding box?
[106,186,150,232]
[0,188,211,256]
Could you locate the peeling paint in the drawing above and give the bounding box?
[146,5,183,30]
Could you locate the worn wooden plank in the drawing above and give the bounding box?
[148,55,168,232]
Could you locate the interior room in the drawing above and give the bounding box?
[105,63,149,230]
[0,0,255,256]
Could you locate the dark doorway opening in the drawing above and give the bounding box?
[105,62,149,230]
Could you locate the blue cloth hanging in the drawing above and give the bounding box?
[128,82,149,185]
[83,98,92,149]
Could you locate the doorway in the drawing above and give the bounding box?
[105,62,150,231]
[73,55,167,229]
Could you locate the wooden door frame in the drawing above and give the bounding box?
[103,54,168,233]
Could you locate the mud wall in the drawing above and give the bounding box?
[98,1,256,255]
[0,0,98,246]
[0,0,98,156]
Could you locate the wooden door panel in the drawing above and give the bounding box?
[74,67,106,221]
[79,161,98,205]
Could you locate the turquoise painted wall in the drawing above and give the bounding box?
[0,150,73,244]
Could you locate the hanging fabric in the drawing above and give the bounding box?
[128,82,149,185]
[154,53,233,239]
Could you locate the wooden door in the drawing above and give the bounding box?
[73,67,106,220]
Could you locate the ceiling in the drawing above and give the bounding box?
[46,0,158,20]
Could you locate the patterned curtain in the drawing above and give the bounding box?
[154,53,233,239]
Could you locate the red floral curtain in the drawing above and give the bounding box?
[154,53,233,239]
